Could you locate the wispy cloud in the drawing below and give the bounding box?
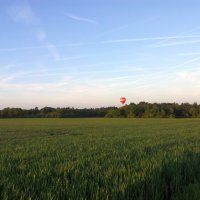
[95,15,159,39]
[174,56,200,70]
[0,75,17,83]
[152,40,200,48]
[150,27,200,48]
[149,56,200,75]
[58,54,99,62]
[9,1,39,24]
[8,0,61,61]
[0,79,70,93]
[2,35,200,53]
[178,52,200,56]
[0,45,44,52]
[99,35,200,44]
[65,13,97,24]
[119,65,145,72]
[0,70,49,83]
[174,54,200,83]
[0,62,33,70]
[177,71,196,81]
[46,43,61,61]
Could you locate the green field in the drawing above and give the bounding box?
[0,118,200,199]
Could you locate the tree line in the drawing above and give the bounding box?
[106,102,200,118]
[0,107,113,118]
[1,102,200,118]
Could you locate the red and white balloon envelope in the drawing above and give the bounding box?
[120,97,126,104]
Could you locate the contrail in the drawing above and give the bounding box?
[1,35,200,52]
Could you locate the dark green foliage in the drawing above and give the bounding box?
[1,102,200,118]
[106,102,200,118]
[172,181,200,200]
[0,118,200,199]
[0,107,114,118]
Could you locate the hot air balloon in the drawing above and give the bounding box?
[120,97,126,104]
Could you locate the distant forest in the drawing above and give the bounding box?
[1,102,200,118]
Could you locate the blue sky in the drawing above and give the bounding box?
[1,0,200,108]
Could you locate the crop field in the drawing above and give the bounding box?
[0,118,200,200]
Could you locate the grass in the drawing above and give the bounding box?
[0,118,200,199]
[172,181,200,200]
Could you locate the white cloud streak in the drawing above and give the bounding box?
[2,35,200,53]
[99,36,200,44]
[0,70,47,83]
[46,43,61,61]
[66,13,97,24]
[152,40,200,48]
[150,27,200,48]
